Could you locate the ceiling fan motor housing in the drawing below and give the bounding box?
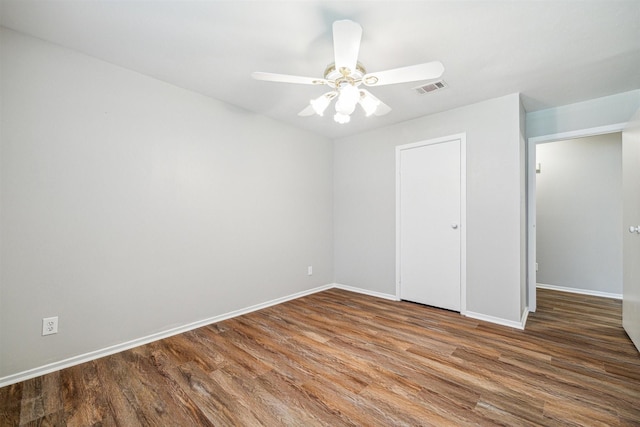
[324,62,366,89]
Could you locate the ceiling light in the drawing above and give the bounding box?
[334,112,351,124]
[252,20,445,125]
[334,84,359,115]
[358,91,380,116]
[310,93,333,116]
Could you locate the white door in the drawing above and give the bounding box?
[623,109,640,352]
[398,137,462,311]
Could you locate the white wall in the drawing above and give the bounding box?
[536,134,622,295]
[526,90,640,139]
[334,93,526,325]
[0,28,334,380]
[526,91,640,309]
[520,99,528,313]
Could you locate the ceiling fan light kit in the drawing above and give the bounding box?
[359,91,381,116]
[310,92,336,116]
[334,112,351,124]
[252,20,444,124]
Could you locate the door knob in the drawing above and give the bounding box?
[451,223,459,229]
[630,225,640,234]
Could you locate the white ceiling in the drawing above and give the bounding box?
[2,1,639,139]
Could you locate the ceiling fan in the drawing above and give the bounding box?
[252,20,444,124]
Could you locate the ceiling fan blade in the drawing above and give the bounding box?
[374,99,392,116]
[251,72,326,85]
[358,89,391,116]
[362,61,444,86]
[333,20,362,73]
[298,104,316,117]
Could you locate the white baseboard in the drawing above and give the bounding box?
[537,283,622,300]
[0,284,333,388]
[1,282,530,387]
[521,307,530,328]
[334,284,529,329]
[332,283,400,301]
[334,283,527,329]
[463,309,528,330]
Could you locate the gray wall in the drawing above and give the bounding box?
[0,29,334,379]
[520,99,527,312]
[526,90,640,312]
[526,90,640,139]
[536,134,622,294]
[334,93,526,324]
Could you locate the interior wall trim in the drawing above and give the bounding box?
[332,283,399,301]
[1,281,526,388]
[0,284,333,388]
[526,122,628,313]
[537,283,623,300]
[464,310,528,330]
[395,133,468,313]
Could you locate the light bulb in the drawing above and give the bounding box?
[335,84,359,115]
[334,99,355,115]
[341,84,360,105]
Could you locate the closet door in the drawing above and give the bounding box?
[398,137,462,311]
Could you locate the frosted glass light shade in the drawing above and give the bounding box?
[335,84,359,115]
[310,94,332,116]
[359,91,380,116]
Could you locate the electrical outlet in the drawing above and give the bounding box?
[307,266,313,276]
[42,316,58,336]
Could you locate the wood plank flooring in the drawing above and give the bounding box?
[2,288,639,426]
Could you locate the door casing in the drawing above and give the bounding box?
[396,133,467,313]
[526,123,627,312]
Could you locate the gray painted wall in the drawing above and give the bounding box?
[536,134,622,294]
[0,29,334,379]
[519,99,527,312]
[14,28,638,381]
[334,93,526,324]
[526,90,640,139]
[526,90,640,313]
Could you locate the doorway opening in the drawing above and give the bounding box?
[526,123,626,312]
[535,133,622,298]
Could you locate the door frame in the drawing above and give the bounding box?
[526,123,626,312]
[396,133,467,313]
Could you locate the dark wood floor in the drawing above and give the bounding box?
[2,288,639,426]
